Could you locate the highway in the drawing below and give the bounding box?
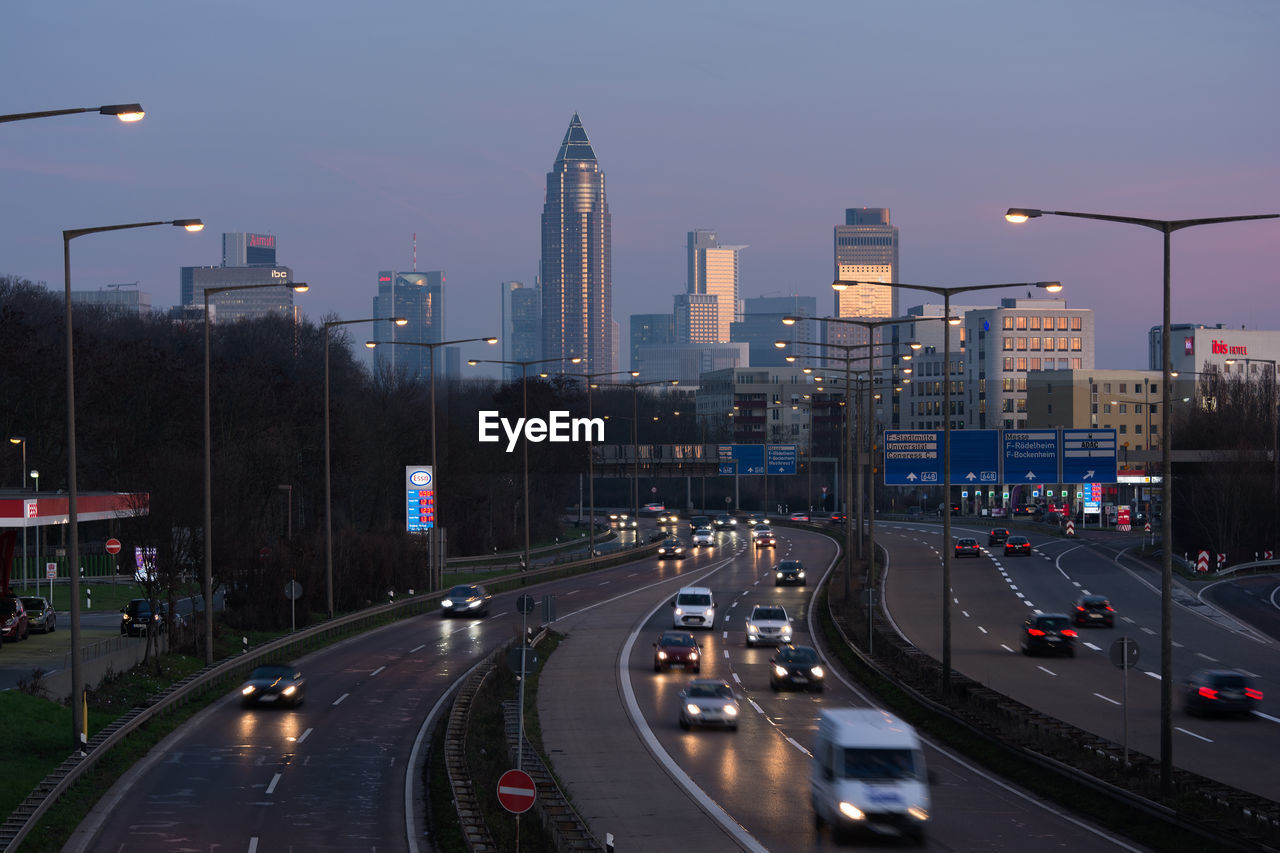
[882,519,1280,802]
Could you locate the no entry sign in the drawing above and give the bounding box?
[105,538,122,555]
[496,768,536,813]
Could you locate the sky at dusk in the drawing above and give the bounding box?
[5,1,1278,375]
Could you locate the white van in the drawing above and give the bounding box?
[670,586,716,630]
[810,708,930,844]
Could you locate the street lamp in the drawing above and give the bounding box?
[1007,205,1278,794]
[468,357,582,571]
[9,437,26,589]
[835,278,1063,699]
[365,336,498,588]
[1,103,145,124]
[203,281,309,661]
[574,369,639,557]
[65,217,203,750]
[623,379,680,527]
[322,316,406,618]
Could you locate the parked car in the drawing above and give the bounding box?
[656,538,687,559]
[774,560,806,586]
[954,537,981,558]
[745,604,793,647]
[1020,613,1077,657]
[653,630,701,672]
[119,598,163,637]
[1,598,30,642]
[678,678,740,730]
[753,527,777,548]
[440,583,492,617]
[1004,535,1032,556]
[19,596,55,634]
[769,644,824,692]
[988,528,1010,546]
[692,527,714,547]
[1183,669,1263,718]
[1071,595,1115,628]
[239,663,306,708]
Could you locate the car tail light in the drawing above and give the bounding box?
[1075,606,1086,612]
[1061,629,1078,637]
[1198,687,1219,700]
[1105,605,1115,611]
[1027,628,1046,636]
[1245,688,1264,701]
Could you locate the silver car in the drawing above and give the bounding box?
[678,678,740,730]
[745,604,792,647]
[20,596,56,633]
[692,527,714,547]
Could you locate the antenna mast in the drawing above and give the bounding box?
[413,232,417,272]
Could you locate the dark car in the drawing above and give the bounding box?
[19,596,56,634]
[1020,613,1077,657]
[769,644,825,692]
[240,663,306,708]
[1184,669,1263,718]
[988,528,1010,546]
[828,512,846,524]
[954,537,981,558]
[1004,535,1032,556]
[440,583,492,617]
[774,560,807,586]
[653,631,701,672]
[936,502,961,516]
[1072,595,1115,628]
[688,515,711,532]
[1,598,30,642]
[656,538,687,559]
[713,513,737,529]
[753,527,777,548]
[119,598,163,637]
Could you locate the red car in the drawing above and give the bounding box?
[1004,535,1032,556]
[653,630,701,672]
[1,597,31,642]
[754,528,777,548]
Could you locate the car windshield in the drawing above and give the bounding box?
[779,562,801,571]
[1082,599,1109,610]
[1036,616,1071,630]
[753,607,786,621]
[677,593,711,607]
[687,683,733,699]
[447,586,479,598]
[19,598,44,610]
[0,600,18,616]
[780,647,818,663]
[958,539,976,546]
[840,748,922,781]
[1210,674,1249,690]
[250,665,297,679]
[661,633,696,647]
[663,540,680,546]
[695,528,711,535]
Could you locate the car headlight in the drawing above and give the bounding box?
[674,607,685,616]
[441,599,454,607]
[907,806,929,821]
[242,686,256,696]
[810,666,824,678]
[688,651,697,661]
[122,614,131,621]
[776,571,783,578]
[282,685,297,696]
[723,704,739,716]
[657,651,668,660]
[686,703,702,716]
[839,802,866,821]
[797,571,805,578]
[780,630,792,641]
[467,599,481,609]
[774,665,788,677]
[747,624,758,634]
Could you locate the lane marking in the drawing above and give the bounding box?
[1001,644,1016,653]
[1140,627,1156,635]
[1024,600,1035,607]
[332,693,350,706]
[1084,642,1102,651]
[409,644,425,653]
[1254,711,1280,723]
[1196,652,1218,662]
[1037,666,1057,677]
[371,666,386,676]
[978,626,988,634]
[732,672,742,684]
[265,773,281,795]
[962,610,970,618]
[296,727,313,744]
[248,839,258,853]
[1094,693,1121,706]
[1143,671,1161,681]
[1176,727,1213,743]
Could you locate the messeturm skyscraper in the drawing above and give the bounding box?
[541,114,613,375]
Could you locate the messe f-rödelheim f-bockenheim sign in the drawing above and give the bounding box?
[405,465,434,531]
[1061,429,1118,484]
[1002,430,1060,484]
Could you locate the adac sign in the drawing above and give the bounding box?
[1211,339,1248,356]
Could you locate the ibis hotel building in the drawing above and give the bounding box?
[1151,323,1280,399]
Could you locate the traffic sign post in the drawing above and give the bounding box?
[104,538,121,555]
[496,768,536,814]
[1111,637,1140,767]
[1062,429,1118,485]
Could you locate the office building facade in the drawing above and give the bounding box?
[182,265,300,323]
[630,313,675,371]
[222,232,277,267]
[541,114,613,375]
[833,207,899,319]
[371,270,445,379]
[501,280,542,379]
[687,230,746,342]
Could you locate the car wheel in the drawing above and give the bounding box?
[1066,647,1076,658]
[654,662,662,673]
[1021,644,1032,656]
[679,716,690,731]
[692,665,700,673]
[729,723,738,731]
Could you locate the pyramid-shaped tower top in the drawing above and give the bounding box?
[555,113,598,163]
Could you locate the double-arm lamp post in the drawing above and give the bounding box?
[1,103,145,124]
[323,316,407,618]
[65,218,204,749]
[577,369,640,557]
[834,278,1064,699]
[468,357,582,571]
[365,336,498,589]
[1007,206,1277,794]
[204,280,310,661]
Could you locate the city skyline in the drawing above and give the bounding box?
[4,2,1277,377]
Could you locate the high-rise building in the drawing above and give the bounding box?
[687,230,746,342]
[630,313,675,371]
[222,232,277,266]
[541,114,613,375]
[371,270,444,379]
[733,295,818,367]
[833,208,899,319]
[501,280,542,380]
[182,265,300,322]
[674,293,720,344]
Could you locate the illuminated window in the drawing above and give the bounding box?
[1015,316,1028,330]
[1071,317,1082,331]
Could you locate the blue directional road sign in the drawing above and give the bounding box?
[718,444,765,476]
[767,444,797,475]
[1062,429,1118,484]
[883,431,940,486]
[948,430,1000,485]
[1002,430,1060,484]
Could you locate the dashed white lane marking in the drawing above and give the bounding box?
[1083,642,1101,651]
[370,666,385,676]
[1073,581,1082,587]
[1001,644,1016,653]
[1094,693,1121,706]
[978,626,988,634]
[599,580,611,586]
[962,610,970,618]
[265,773,281,795]
[1196,652,1218,662]
[1023,600,1035,607]
[1177,727,1213,743]
[409,644,425,653]
[1037,666,1057,677]
[748,698,763,714]
[1255,711,1280,724]
[1238,668,1261,678]
[296,728,313,744]
[1143,671,1162,681]
[723,650,730,659]
[732,672,742,684]
[332,693,349,706]
[1016,592,1025,599]
[1140,627,1156,635]
[248,839,259,853]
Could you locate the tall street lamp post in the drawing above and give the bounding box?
[365,336,498,589]
[65,218,204,749]
[322,317,406,618]
[576,370,639,557]
[1,103,145,124]
[1007,206,1277,794]
[469,357,581,571]
[835,278,1063,700]
[204,281,309,661]
[9,436,27,589]
[622,379,680,528]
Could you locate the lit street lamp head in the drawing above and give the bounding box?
[100,103,145,121]
[1004,208,1042,223]
[174,219,204,232]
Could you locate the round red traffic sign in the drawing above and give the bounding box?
[105,538,122,555]
[496,768,536,814]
